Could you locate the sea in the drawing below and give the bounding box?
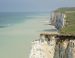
[0,12,51,58]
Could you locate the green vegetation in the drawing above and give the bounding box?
[56,7,75,35]
[55,7,75,13]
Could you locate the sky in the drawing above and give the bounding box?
[0,0,75,12]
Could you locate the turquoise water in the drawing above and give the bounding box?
[0,12,50,58]
[0,12,47,26]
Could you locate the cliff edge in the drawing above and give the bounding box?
[29,7,75,58]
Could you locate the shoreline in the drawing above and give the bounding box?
[0,14,53,58]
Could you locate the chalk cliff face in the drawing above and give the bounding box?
[50,12,65,30]
[54,39,75,58]
[29,35,56,58]
[29,36,75,58]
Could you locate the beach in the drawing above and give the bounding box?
[0,13,55,58]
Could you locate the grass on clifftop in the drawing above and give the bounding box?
[55,7,75,13]
[55,7,75,35]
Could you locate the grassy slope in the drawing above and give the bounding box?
[55,7,75,35]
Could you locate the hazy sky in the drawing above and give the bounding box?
[0,0,75,12]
